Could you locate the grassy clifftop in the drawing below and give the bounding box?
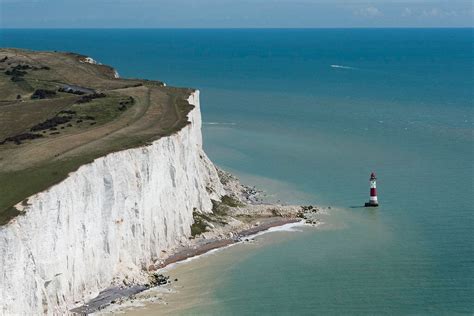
[0,48,195,225]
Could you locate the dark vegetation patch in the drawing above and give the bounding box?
[80,115,95,120]
[30,116,73,132]
[0,56,8,63]
[5,69,27,76]
[211,200,229,216]
[57,110,77,115]
[118,97,135,111]
[220,195,243,207]
[76,93,106,104]
[4,62,48,72]
[58,85,94,95]
[11,64,32,71]
[31,89,57,100]
[17,106,100,141]
[5,67,27,82]
[4,63,48,82]
[118,97,134,111]
[123,96,134,105]
[10,76,24,82]
[0,133,44,145]
[0,207,21,226]
[190,211,211,237]
[58,87,85,95]
[29,109,97,133]
[32,66,50,71]
[211,195,243,217]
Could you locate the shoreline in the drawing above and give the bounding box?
[71,216,309,314]
[158,217,302,270]
[72,170,324,314]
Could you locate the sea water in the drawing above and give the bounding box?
[1,28,472,314]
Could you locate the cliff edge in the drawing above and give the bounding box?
[0,49,225,314]
[0,48,195,225]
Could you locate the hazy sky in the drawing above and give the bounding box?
[1,0,473,28]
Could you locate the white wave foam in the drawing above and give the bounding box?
[203,122,237,126]
[330,64,355,70]
[243,220,306,240]
[162,220,307,272]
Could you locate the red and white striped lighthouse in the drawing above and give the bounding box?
[364,172,379,207]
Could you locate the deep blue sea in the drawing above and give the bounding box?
[1,28,472,314]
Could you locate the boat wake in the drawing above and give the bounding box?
[203,122,237,126]
[330,64,355,70]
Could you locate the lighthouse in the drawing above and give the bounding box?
[364,172,379,207]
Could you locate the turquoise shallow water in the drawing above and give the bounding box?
[1,29,473,314]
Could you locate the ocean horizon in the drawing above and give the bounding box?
[1,28,472,314]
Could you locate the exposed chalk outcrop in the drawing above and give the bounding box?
[80,57,99,65]
[0,91,224,314]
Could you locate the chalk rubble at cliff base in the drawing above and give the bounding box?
[75,170,327,313]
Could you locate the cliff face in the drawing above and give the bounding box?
[0,91,224,314]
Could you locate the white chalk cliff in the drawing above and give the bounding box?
[0,91,224,314]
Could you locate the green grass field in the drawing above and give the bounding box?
[0,48,194,225]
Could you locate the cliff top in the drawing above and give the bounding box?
[0,48,194,225]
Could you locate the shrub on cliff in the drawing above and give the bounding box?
[0,133,44,145]
[30,116,73,132]
[31,89,57,100]
[76,93,106,104]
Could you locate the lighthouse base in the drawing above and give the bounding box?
[364,202,379,207]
